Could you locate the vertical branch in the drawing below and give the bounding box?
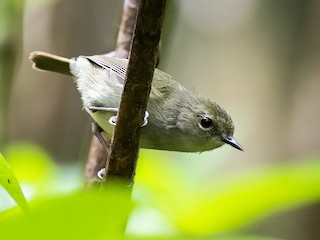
[103,0,167,184]
[115,0,139,58]
[84,0,139,185]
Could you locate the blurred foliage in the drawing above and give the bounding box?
[2,143,82,200]
[0,144,319,239]
[4,143,57,191]
[0,0,24,146]
[135,151,320,235]
[0,186,133,240]
[0,153,28,213]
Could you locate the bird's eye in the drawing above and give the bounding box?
[200,117,213,129]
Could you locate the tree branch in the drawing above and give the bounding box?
[115,0,139,58]
[103,0,167,184]
[84,0,139,185]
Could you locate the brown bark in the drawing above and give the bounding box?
[84,0,139,185]
[103,0,167,184]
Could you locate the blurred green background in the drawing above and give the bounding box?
[1,0,320,239]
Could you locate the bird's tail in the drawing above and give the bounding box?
[29,51,72,76]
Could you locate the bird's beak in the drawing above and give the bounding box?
[222,135,243,151]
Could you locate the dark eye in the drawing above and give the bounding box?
[200,117,213,129]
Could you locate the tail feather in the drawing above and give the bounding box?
[29,51,72,76]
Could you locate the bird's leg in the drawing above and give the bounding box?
[90,122,109,180]
[89,106,149,180]
[88,106,149,127]
[91,122,110,152]
[142,111,149,127]
[107,109,149,127]
[97,167,106,180]
[88,106,119,113]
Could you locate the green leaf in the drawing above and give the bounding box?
[0,185,133,240]
[134,152,320,235]
[163,157,320,234]
[125,235,280,240]
[0,153,29,213]
[4,143,56,184]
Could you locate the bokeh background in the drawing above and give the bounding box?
[1,0,320,239]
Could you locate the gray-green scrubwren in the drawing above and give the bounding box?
[30,51,243,152]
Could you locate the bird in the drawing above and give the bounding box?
[30,51,243,153]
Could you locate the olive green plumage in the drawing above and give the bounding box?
[30,51,242,152]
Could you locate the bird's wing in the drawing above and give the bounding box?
[86,55,128,81]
